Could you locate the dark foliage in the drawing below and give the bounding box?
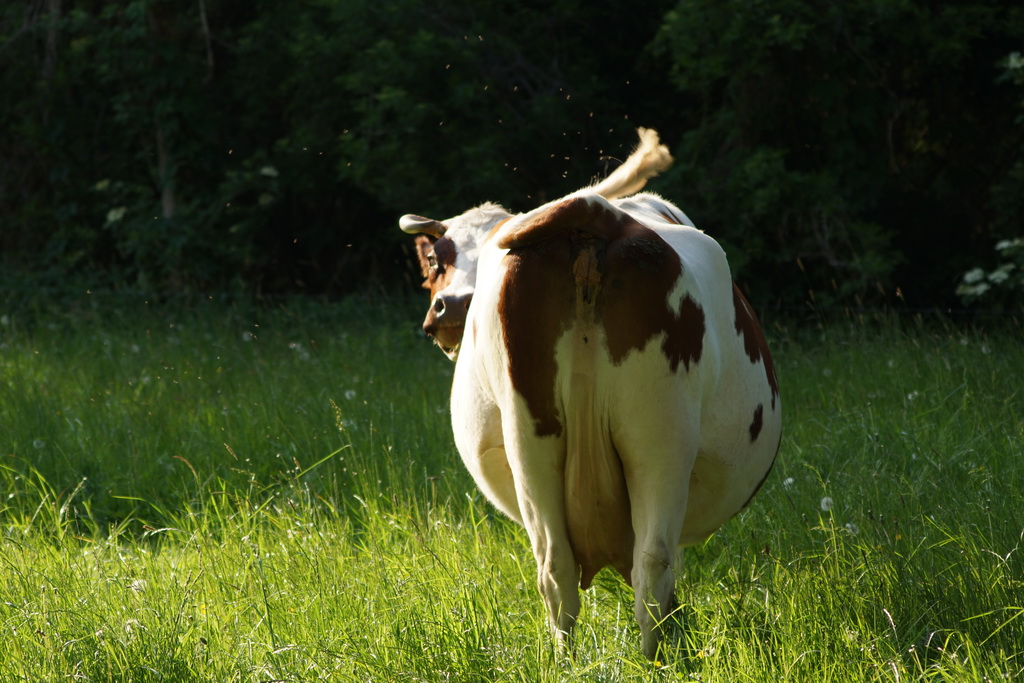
[1,0,1022,309]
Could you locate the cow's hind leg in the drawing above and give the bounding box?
[622,435,695,660]
[506,428,580,650]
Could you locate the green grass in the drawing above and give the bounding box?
[1,296,1022,681]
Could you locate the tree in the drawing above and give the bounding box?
[652,0,1024,307]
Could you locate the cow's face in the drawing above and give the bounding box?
[401,202,511,360]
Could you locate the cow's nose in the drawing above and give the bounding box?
[433,292,472,319]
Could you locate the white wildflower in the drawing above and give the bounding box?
[962,268,985,284]
[820,497,834,512]
[782,477,796,489]
[987,263,1015,284]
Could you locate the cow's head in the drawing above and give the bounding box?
[400,202,511,360]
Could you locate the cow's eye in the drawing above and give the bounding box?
[427,253,438,269]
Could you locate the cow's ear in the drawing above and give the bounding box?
[414,235,436,280]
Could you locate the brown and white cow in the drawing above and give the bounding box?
[400,130,781,659]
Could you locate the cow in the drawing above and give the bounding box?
[399,129,781,660]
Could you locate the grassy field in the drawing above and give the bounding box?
[1,294,1022,681]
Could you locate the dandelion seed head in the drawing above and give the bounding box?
[820,496,834,512]
[288,342,310,361]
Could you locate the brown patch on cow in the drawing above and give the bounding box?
[414,235,434,283]
[432,236,457,269]
[497,198,613,439]
[732,284,779,408]
[498,197,598,249]
[506,198,706,372]
[499,236,574,438]
[499,197,706,438]
[749,403,763,442]
[601,223,704,373]
[415,235,457,292]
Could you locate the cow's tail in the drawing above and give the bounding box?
[590,127,673,200]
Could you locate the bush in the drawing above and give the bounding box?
[652,0,1024,307]
[957,238,1024,307]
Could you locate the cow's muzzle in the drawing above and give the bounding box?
[423,292,472,359]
